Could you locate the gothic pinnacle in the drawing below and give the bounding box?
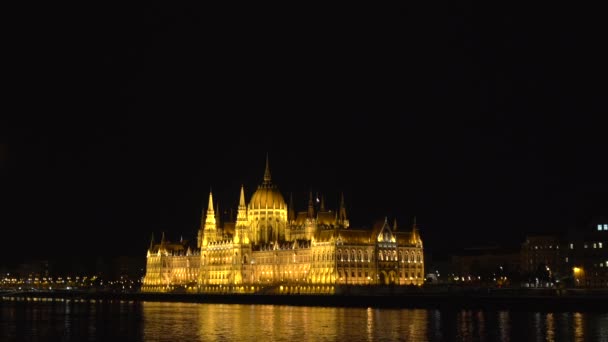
[263,153,272,183]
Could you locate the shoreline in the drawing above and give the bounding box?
[2,288,608,312]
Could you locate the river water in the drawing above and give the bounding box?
[1,297,607,341]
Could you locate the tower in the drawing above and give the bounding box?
[202,191,217,245]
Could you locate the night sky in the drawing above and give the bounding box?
[2,5,606,265]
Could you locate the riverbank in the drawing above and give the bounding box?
[2,287,608,311]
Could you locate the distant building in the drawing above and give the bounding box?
[566,216,608,288]
[520,235,564,286]
[142,156,425,293]
[451,246,520,286]
[16,260,50,278]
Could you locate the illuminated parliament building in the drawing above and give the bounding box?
[142,157,424,294]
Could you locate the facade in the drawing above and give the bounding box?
[450,246,520,286]
[520,235,564,286]
[517,217,608,288]
[566,217,608,287]
[142,157,425,293]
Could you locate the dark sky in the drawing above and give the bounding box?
[2,5,606,264]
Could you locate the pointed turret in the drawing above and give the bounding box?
[197,199,206,248]
[203,190,217,244]
[411,216,421,245]
[339,192,349,228]
[377,217,395,243]
[159,231,166,254]
[263,152,272,184]
[239,184,246,207]
[320,195,326,211]
[308,190,315,218]
[235,185,249,244]
[393,217,398,232]
[148,232,155,251]
[206,191,216,224]
[237,185,248,221]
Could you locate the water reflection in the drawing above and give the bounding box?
[139,303,433,342]
[546,312,555,342]
[1,298,608,341]
[573,312,584,342]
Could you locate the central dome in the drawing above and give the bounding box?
[249,185,286,209]
[248,155,286,210]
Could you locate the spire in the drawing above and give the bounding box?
[160,231,166,246]
[235,185,249,244]
[239,184,246,207]
[201,190,218,244]
[207,190,215,217]
[339,192,348,227]
[263,153,272,184]
[308,190,315,218]
[237,185,248,223]
[378,217,394,242]
[320,195,326,211]
[393,217,398,232]
[204,191,217,230]
[149,232,155,251]
[411,216,420,244]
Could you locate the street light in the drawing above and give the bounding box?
[573,266,583,287]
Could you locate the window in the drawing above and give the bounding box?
[594,243,597,249]
[600,242,604,248]
[570,243,574,249]
[599,224,603,231]
[604,224,608,230]
[565,257,569,263]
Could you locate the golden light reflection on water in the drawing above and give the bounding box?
[498,310,510,342]
[142,302,431,341]
[573,312,584,342]
[2,298,607,342]
[546,312,555,342]
[476,311,485,341]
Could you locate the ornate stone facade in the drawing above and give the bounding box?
[142,157,424,293]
